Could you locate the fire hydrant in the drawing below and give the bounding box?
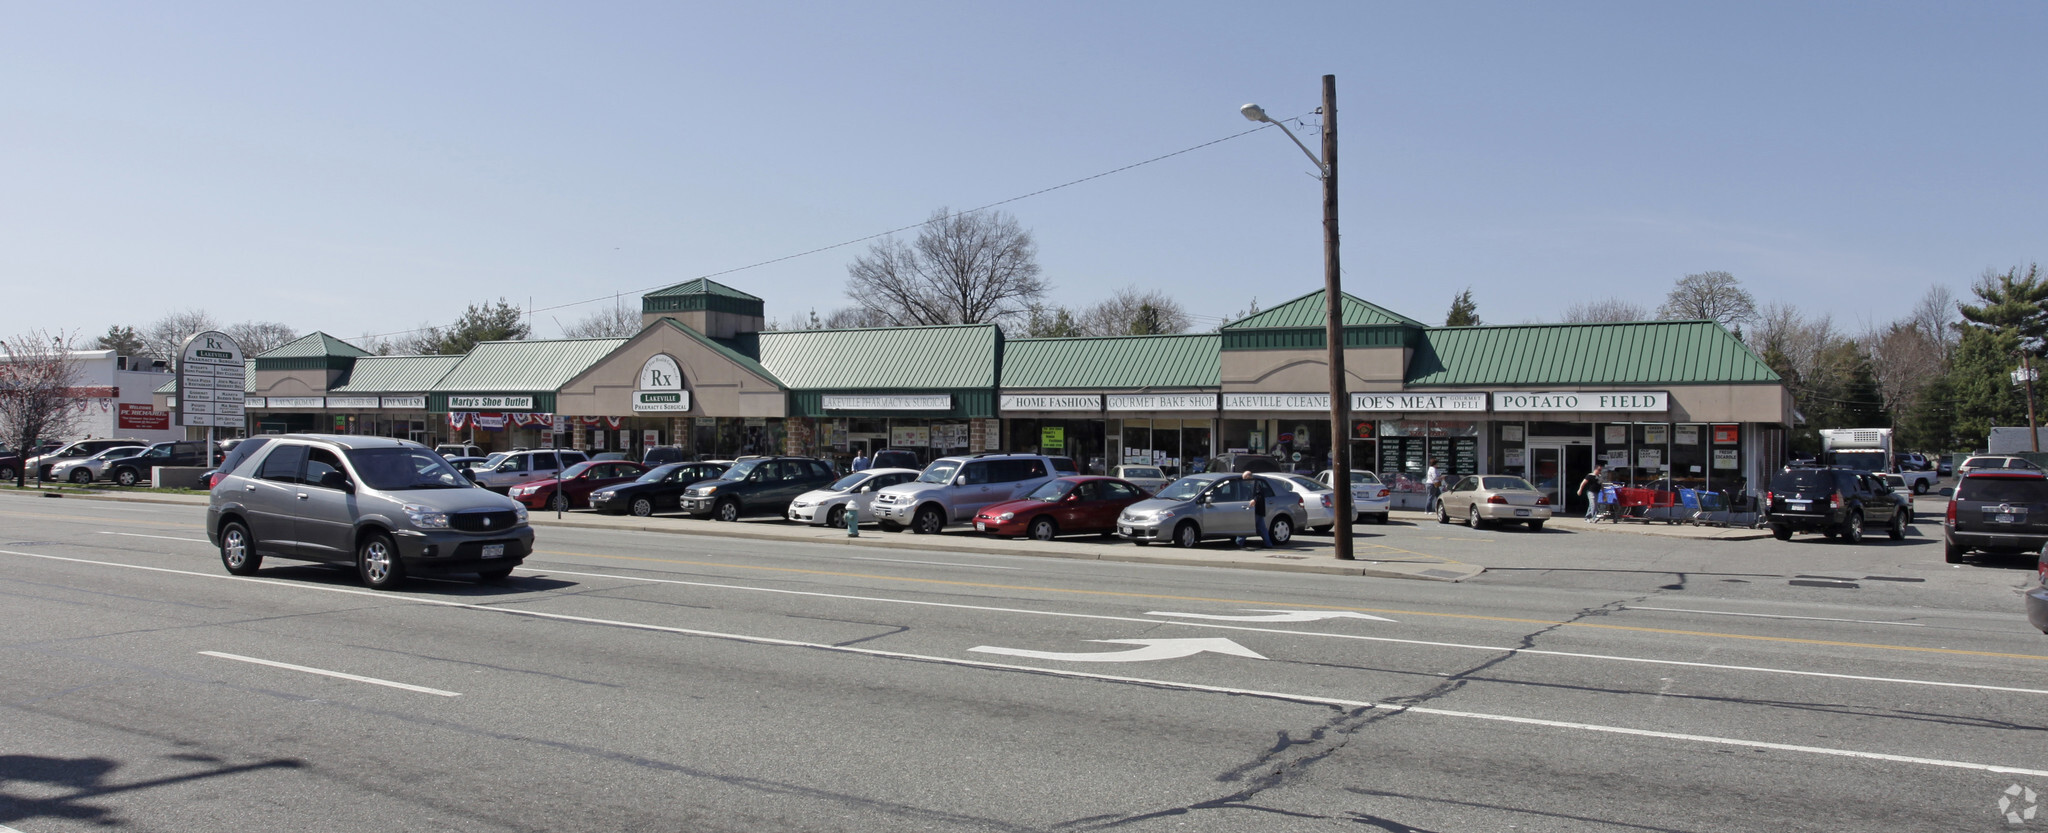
[846,503,859,537]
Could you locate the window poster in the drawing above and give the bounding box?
[1676,425,1700,445]
[1501,424,1523,442]
[1713,449,1739,469]
[642,429,659,448]
[1643,424,1668,444]
[591,431,606,451]
[1638,449,1663,468]
[1604,425,1627,445]
[1504,448,1526,467]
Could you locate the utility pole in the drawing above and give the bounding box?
[1319,75,1354,561]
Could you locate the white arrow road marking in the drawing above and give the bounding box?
[969,638,1266,663]
[1148,609,1396,623]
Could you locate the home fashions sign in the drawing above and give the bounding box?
[999,394,1101,411]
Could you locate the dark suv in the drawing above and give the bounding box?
[106,440,214,487]
[1943,468,2048,564]
[1764,467,1906,543]
[678,456,838,521]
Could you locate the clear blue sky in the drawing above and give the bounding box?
[4,1,2043,344]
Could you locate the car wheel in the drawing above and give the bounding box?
[551,492,570,512]
[1772,525,1792,541]
[69,469,91,484]
[714,498,741,523]
[1527,520,1545,531]
[1028,516,1058,541]
[1841,512,1864,544]
[357,532,406,590]
[825,505,845,528]
[1468,505,1486,529]
[1172,521,1201,549]
[115,468,140,487]
[476,566,514,583]
[912,505,945,535]
[1888,511,1906,541]
[218,520,261,576]
[1436,504,1450,524]
[1268,516,1293,545]
[1945,542,1965,564]
[0,466,14,481]
[1912,481,1928,495]
[630,497,654,517]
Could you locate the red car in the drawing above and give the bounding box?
[973,476,1150,540]
[507,460,649,511]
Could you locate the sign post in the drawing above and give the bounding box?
[176,331,246,474]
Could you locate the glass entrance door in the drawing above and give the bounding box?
[1529,444,1565,508]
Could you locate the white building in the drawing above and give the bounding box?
[16,350,184,444]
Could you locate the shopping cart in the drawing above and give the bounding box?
[1599,485,1676,523]
[1678,488,1731,526]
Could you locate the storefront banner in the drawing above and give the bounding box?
[118,403,170,430]
[1000,394,1101,412]
[448,412,469,430]
[893,426,930,447]
[381,396,427,409]
[1351,393,1486,412]
[448,395,534,410]
[824,395,951,411]
[242,397,265,408]
[1105,393,1218,412]
[268,397,325,408]
[473,413,506,430]
[1491,391,1669,412]
[1224,393,1329,411]
[327,396,380,409]
[633,390,692,412]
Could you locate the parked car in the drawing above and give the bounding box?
[1943,468,2048,564]
[1938,457,1955,476]
[470,449,590,493]
[1959,456,2043,475]
[1113,465,1171,494]
[1895,452,1934,472]
[1763,466,1906,543]
[589,461,730,516]
[0,442,60,481]
[679,456,839,521]
[870,449,923,470]
[1115,472,1305,548]
[1261,473,1338,532]
[1435,474,1554,530]
[786,467,921,527]
[588,451,628,462]
[48,445,147,484]
[104,440,214,487]
[508,460,649,511]
[1880,473,1915,525]
[1314,469,1394,524]
[29,438,150,480]
[207,434,532,589]
[972,476,1150,540]
[871,453,1064,534]
[434,443,484,459]
[641,445,691,467]
[1207,452,1284,474]
[444,456,492,473]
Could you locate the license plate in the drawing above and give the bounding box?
[975,522,986,531]
[1787,500,1809,509]
[1515,509,1530,516]
[482,544,505,559]
[1995,514,2016,524]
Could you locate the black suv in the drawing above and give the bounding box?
[1943,468,2048,563]
[1764,467,1906,543]
[106,440,215,487]
[678,456,838,522]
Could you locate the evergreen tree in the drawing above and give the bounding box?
[425,298,530,355]
[94,325,148,359]
[1949,325,2028,447]
[1445,288,1481,326]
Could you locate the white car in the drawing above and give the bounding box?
[1113,465,1171,495]
[786,468,921,527]
[1261,473,1338,532]
[1315,469,1394,524]
[48,446,146,484]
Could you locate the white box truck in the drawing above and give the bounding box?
[1818,428,1937,494]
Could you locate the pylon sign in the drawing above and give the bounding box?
[177,331,247,429]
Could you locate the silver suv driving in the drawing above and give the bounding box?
[870,453,1062,534]
[207,434,533,589]
[471,449,589,493]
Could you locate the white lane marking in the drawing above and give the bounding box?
[98,531,211,544]
[200,651,460,697]
[1626,606,1926,627]
[843,556,1020,570]
[534,568,2048,697]
[4,549,2039,779]
[971,638,1266,663]
[1151,609,1396,623]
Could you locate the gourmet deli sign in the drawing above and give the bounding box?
[1351,393,1486,412]
[1491,391,1669,412]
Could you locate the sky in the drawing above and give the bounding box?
[4,1,2044,347]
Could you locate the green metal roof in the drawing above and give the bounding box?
[1223,289,1426,329]
[330,355,463,394]
[757,325,998,390]
[257,331,372,359]
[431,338,628,393]
[1405,321,1782,386]
[643,278,762,301]
[654,319,781,386]
[1001,333,1219,389]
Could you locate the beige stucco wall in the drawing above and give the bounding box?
[1221,347,1410,392]
[558,320,785,418]
[641,309,766,341]
[250,367,341,398]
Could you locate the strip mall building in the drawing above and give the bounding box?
[158,279,1792,513]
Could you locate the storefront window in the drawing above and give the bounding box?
[1670,424,1708,491]
[1220,419,1261,455]
[1495,422,1527,477]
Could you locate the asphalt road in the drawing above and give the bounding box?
[3,491,2045,832]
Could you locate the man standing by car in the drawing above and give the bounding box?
[1425,458,1444,513]
[1579,464,1606,522]
[1234,470,1272,549]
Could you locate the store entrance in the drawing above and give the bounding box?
[1529,445,1564,507]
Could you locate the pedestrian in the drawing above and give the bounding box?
[1232,470,1273,549]
[1425,458,1444,513]
[1579,463,1606,522]
[851,448,871,471]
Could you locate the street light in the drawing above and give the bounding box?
[1242,75,1353,561]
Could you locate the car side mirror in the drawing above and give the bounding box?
[954,476,967,486]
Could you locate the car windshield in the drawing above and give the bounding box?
[1024,480,1073,501]
[1284,475,1324,492]
[1770,470,1834,491]
[636,463,685,483]
[829,472,871,491]
[719,459,765,481]
[345,447,470,490]
[1154,477,1212,501]
[481,452,509,468]
[1482,476,1536,491]
[1958,476,2048,502]
[94,448,139,460]
[1123,467,1162,479]
[918,461,960,484]
[558,461,597,479]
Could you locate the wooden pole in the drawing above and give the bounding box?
[1322,74,1354,560]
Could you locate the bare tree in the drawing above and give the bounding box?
[1862,320,1945,431]
[1558,299,1651,323]
[1657,271,1758,330]
[562,300,642,338]
[0,330,87,486]
[224,321,299,357]
[144,309,222,370]
[821,307,894,330]
[844,208,1048,326]
[1078,286,1193,336]
[1909,284,1959,364]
